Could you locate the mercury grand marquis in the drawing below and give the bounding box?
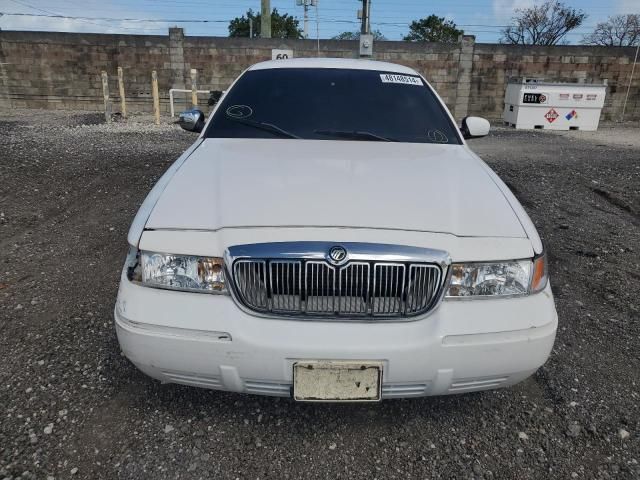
[114,58,557,402]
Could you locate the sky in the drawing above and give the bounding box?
[0,0,638,43]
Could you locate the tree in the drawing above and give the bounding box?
[403,15,463,42]
[332,30,387,41]
[582,14,640,46]
[228,8,303,39]
[501,1,586,45]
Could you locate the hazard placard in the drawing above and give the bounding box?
[544,108,559,123]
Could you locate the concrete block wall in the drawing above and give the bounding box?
[470,43,640,121]
[179,36,463,110]
[0,31,172,113]
[0,29,638,121]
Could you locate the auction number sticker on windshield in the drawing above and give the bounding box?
[380,73,423,85]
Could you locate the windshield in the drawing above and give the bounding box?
[205,68,462,145]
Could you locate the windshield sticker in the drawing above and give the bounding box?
[225,105,253,119]
[380,74,423,86]
[427,130,448,143]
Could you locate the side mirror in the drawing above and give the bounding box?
[178,109,205,133]
[461,116,490,139]
[208,90,223,106]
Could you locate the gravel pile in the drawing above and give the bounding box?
[0,109,638,479]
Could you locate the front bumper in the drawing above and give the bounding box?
[114,273,557,399]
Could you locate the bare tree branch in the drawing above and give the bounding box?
[500,1,587,46]
[582,14,640,47]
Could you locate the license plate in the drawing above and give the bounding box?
[293,361,382,402]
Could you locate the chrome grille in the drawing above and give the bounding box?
[269,260,302,312]
[232,257,444,319]
[234,260,268,310]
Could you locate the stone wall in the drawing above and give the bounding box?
[0,29,638,121]
[469,43,639,120]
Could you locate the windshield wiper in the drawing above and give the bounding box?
[228,117,300,139]
[314,129,397,142]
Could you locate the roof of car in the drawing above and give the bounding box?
[248,57,419,75]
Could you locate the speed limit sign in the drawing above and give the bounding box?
[272,49,293,60]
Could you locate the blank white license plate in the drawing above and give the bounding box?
[293,361,382,402]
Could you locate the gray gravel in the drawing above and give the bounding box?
[0,109,638,479]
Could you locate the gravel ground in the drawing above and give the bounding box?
[0,109,638,480]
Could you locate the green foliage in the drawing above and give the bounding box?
[332,30,387,41]
[228,8,303,39]
[403,15,463,42]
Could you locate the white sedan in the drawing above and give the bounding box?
[115,58,557,402]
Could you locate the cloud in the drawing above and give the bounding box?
[616,0,640,14]
[0,14,169,34]
[492,0,536,21]
[0,0,171,34]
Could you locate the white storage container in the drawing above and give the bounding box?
[503,78,607,131]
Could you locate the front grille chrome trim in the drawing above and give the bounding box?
[227,242,451,321]
[338,262,370,315]
[372,263,406,316]
[304,261,336,314]
[233,259,268,311]
[268,260,302,313]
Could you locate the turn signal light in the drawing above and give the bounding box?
[530,253,548,293]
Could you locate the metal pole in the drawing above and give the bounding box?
[169,89,210,117]
[303,2,308,39]
[261,0,271,38]
[621,43,639,122]
[249,17,253,38]
[316,0,320,55]
[360,0,370,35]
[101,71,112,123]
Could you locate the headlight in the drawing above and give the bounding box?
[446,253,548,298]
[136,250,226,293]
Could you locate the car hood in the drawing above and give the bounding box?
[145,138,526,238]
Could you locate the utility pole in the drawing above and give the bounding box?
[297,0,316,39]
[315,0,319,53]
[261,0,271,38]
[358,0,373,57]
[303,0,310,39]
[360,0,370,35]
[249,17,253,38]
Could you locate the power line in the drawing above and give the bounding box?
[0,10,607,40]
[5,0,159,32]
[0,11,230,23]
[0,11,605,30]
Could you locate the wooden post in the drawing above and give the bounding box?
[151,70,160,125]
[101,71,112,123]
[117,66,126,118]
[190,68,198,108]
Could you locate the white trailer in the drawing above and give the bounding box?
[503,78,607,131]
